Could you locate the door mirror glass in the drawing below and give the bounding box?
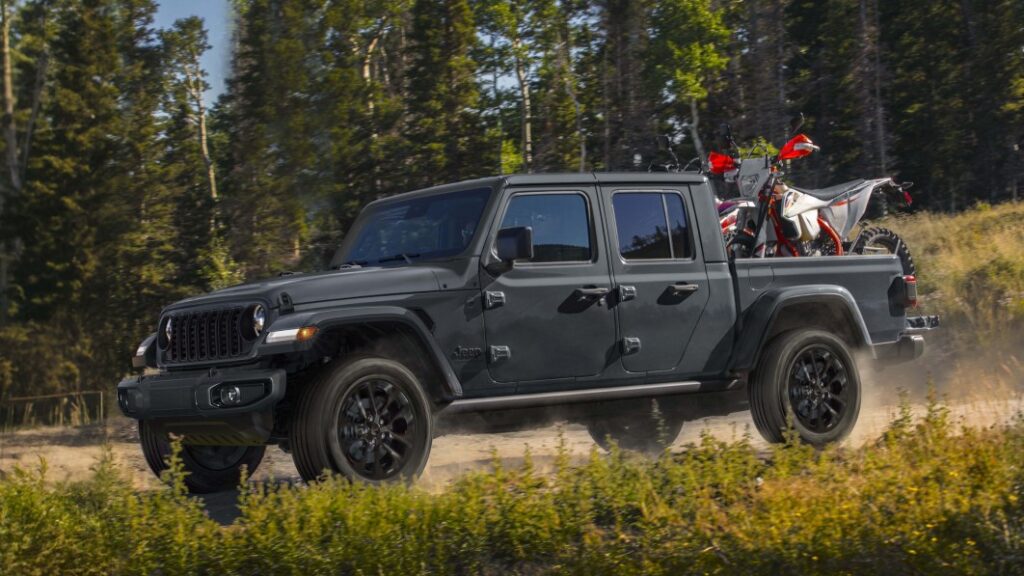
[496,226,534,262]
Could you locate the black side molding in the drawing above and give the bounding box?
[440,380,740,414]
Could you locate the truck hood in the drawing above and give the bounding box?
[165,266,443,312]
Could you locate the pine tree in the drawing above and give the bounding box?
[596,0,658,170]
[648,0,730,162]
[405,0,490,188]
[532,0,587,172]
[161,16,241,290]
[216,0,308,277]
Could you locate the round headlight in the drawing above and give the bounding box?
[163,317,173,347]
[252,305,266,336]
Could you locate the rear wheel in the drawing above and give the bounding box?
[586,401,683,454]
[138,421,265,494]
[749,329,861,446]
[291,355,433,484]
[851,226,916,276]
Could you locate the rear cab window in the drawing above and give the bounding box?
[611,192,693,261]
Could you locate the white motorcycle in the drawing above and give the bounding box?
[709,119,916,276]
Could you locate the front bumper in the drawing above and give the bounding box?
[117,367,286,445]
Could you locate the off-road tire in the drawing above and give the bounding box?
[291,355,433,484]
[749,329,862,446]
[852,226,916,277]
[138,421,265,494]
[586,402,683,454]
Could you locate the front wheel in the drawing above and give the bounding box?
[749,329,862,446]
[291,355,433,484]
[138,421,266,494]
[851,226,916,276]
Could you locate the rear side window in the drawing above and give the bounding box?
[612,192,693,260]
[500,193,592,262]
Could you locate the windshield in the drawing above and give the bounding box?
[339,187,492,266]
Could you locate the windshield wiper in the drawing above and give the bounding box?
[376,252,422,264]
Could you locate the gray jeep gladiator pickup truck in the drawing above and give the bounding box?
[118,172,935,492]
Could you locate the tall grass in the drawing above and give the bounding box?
[879,202,1024,348]
[2,402,1023,575]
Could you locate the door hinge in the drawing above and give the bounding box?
[618,285,637,302]
[489,345,512,363]
[621,337,642,356]
[484,290,506,309]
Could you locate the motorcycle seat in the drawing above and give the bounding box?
[791,179,867,201]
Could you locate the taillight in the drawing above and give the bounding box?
[903,275,918,308]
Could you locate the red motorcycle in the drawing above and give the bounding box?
[709,118,916,276]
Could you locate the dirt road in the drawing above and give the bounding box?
[2,392,1020,523]
[2,349,1021,523]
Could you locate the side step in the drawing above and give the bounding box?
[441,380,714,414]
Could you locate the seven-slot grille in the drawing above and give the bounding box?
[163,307,250,363]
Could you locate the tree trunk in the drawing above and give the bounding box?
[871,0,888,173]
[686,98,706,162]
[512,37,533,172]
[554,27,585,171]
[1,0,20,197]
[183,48,217,203]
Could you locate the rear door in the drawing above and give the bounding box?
[481,187,617,383]
[601,186,711,374]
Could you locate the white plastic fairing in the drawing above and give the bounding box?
[782,189,830,218]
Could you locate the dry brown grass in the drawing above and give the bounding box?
[876,202,1024,347]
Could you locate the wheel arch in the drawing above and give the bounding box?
[264,306,463,403]
[730,286,873,373]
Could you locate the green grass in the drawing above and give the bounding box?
[2,400,1023,575]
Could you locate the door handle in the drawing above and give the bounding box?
[576,286,611,298]
[669,282,700,294]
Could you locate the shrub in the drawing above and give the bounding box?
[2,404,1023,575]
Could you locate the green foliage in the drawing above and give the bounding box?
[2,406,1024,574]
[0,0,1021,399]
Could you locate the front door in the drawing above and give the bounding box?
[481,188,617,383]
[601,187,710,374]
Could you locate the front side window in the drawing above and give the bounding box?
[342,187,491,266]
[500,193,592,263]
[612,192,693,261]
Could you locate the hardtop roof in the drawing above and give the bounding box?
[370,172,709,206]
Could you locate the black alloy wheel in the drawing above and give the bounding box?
[786,345,852,434]
[335,377,420,480]
[749,328,862,446]
[291,355,433,484]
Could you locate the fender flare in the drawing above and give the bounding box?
[259,306,463,401]
[728,285,874,373]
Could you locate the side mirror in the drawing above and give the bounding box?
[496,226,534,263]
[789,113,805,135]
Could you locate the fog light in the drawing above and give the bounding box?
[219,385,242,406]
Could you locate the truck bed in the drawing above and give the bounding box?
[734,254,908,347]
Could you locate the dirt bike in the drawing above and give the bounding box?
[709,118,916,276]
